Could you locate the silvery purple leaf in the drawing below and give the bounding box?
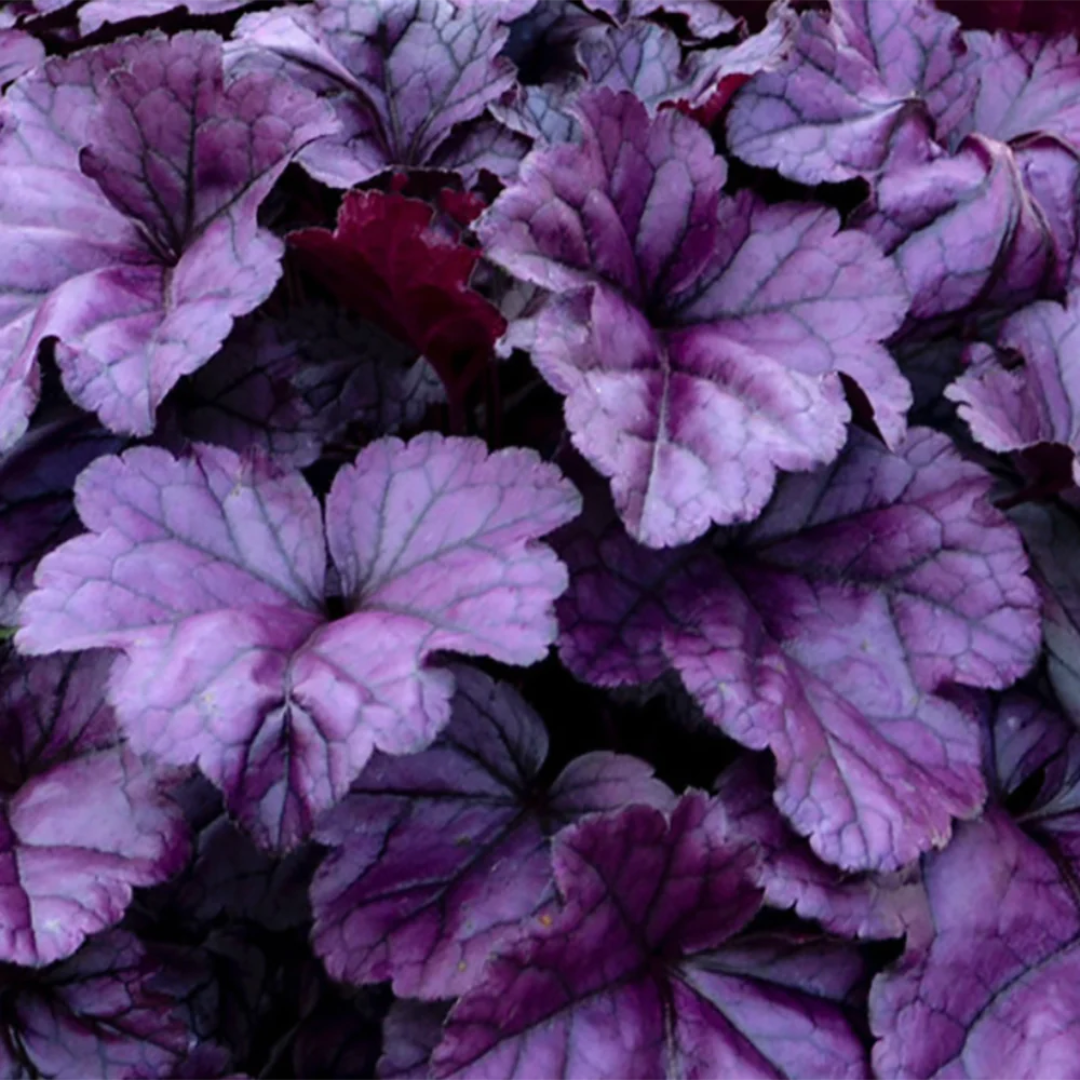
[0,28,42,85]
[557,428,1040,871]
[432,794,868,1079]
[311,663,672,999]
[479,88,909,547]
[0,651,188,967]
[17,435,580,850]
[870,808,1080,1079]
[228,0,521,187]
[77,0,255,35]
[581,0,738,40]
[726,0,971,184]
[0,32,336,446]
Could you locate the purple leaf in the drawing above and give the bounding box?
[959,29,1080,146]
[0,651,188,968]
[857,134,1079,324]
[947,292,1080,473]
[725,0,971,184]
[0,29,42,86]
[432,794,868,1080]
[1011,502,1080,725]
[581,0,739,40]
[714,755,930,941]
[311,663,672,999]
[17,435,580,851]
[480,88,909,547]
[78,0,256,35]
[0,412,121,626]
[228,0,521,188]
[870,808,1080,1079]
[557,429,1040,871]
[0,931,198,1079]
[0,32,335,446]
[379,999,450,1080]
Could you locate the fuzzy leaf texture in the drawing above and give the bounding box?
[16,435,581,851]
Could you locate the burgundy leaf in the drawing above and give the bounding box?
[0,32,336,445]
[17,436,580,850]
[311,663,672,999]
[432,795,868,1079]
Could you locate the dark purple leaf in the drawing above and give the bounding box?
[432,794,868,1079]
[379,999,449,1080]
[870,808,1080,1079]
[228,0,521,187]
[1011,502,1080,725]
[311,663,672,999]
[0,32,335,446]
[0,412,121,626]
[0,651,187,968]
[480,88,908,547]
[0,930,196,1078]
[17,435,580,850]
[725,0,971,184]
[557,428,1040,870]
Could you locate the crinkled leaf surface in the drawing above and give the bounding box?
[0,930,196,1079]
[0,412,121,626]
[870,807,1080,1079]
[311,663,672,1000]
[480,87,908,547]
[947,292,1080,473]
[581,0,738,40]
[290,190,507,398]
[0,31,335,446]
[17,435,580,851]
[715,756,930,941]
[0,650,188,968]
[432,794,868,1080]
[726,0,971,184]
[557,429,1040,870]
[228,0,521,187]
[1011,501,1080,726]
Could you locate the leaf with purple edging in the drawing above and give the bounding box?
[0,31,336,447]
[311,663,672,1000]
[432,794,868,1080]
[479,87,909,547]
[17,434,580,851]
[557,428,1040,871]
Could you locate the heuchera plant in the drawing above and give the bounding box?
[3,0,1080,1076]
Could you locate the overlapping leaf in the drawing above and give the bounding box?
[480,87,909,547]
[557,429,1040,871]
[0,650,188,968]
[0,931,198,1079]
[432,794,868,1080]
[228,0,526,188]
[311,664,672,1000]
[0,31,336,447]
[17,435,580,851]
